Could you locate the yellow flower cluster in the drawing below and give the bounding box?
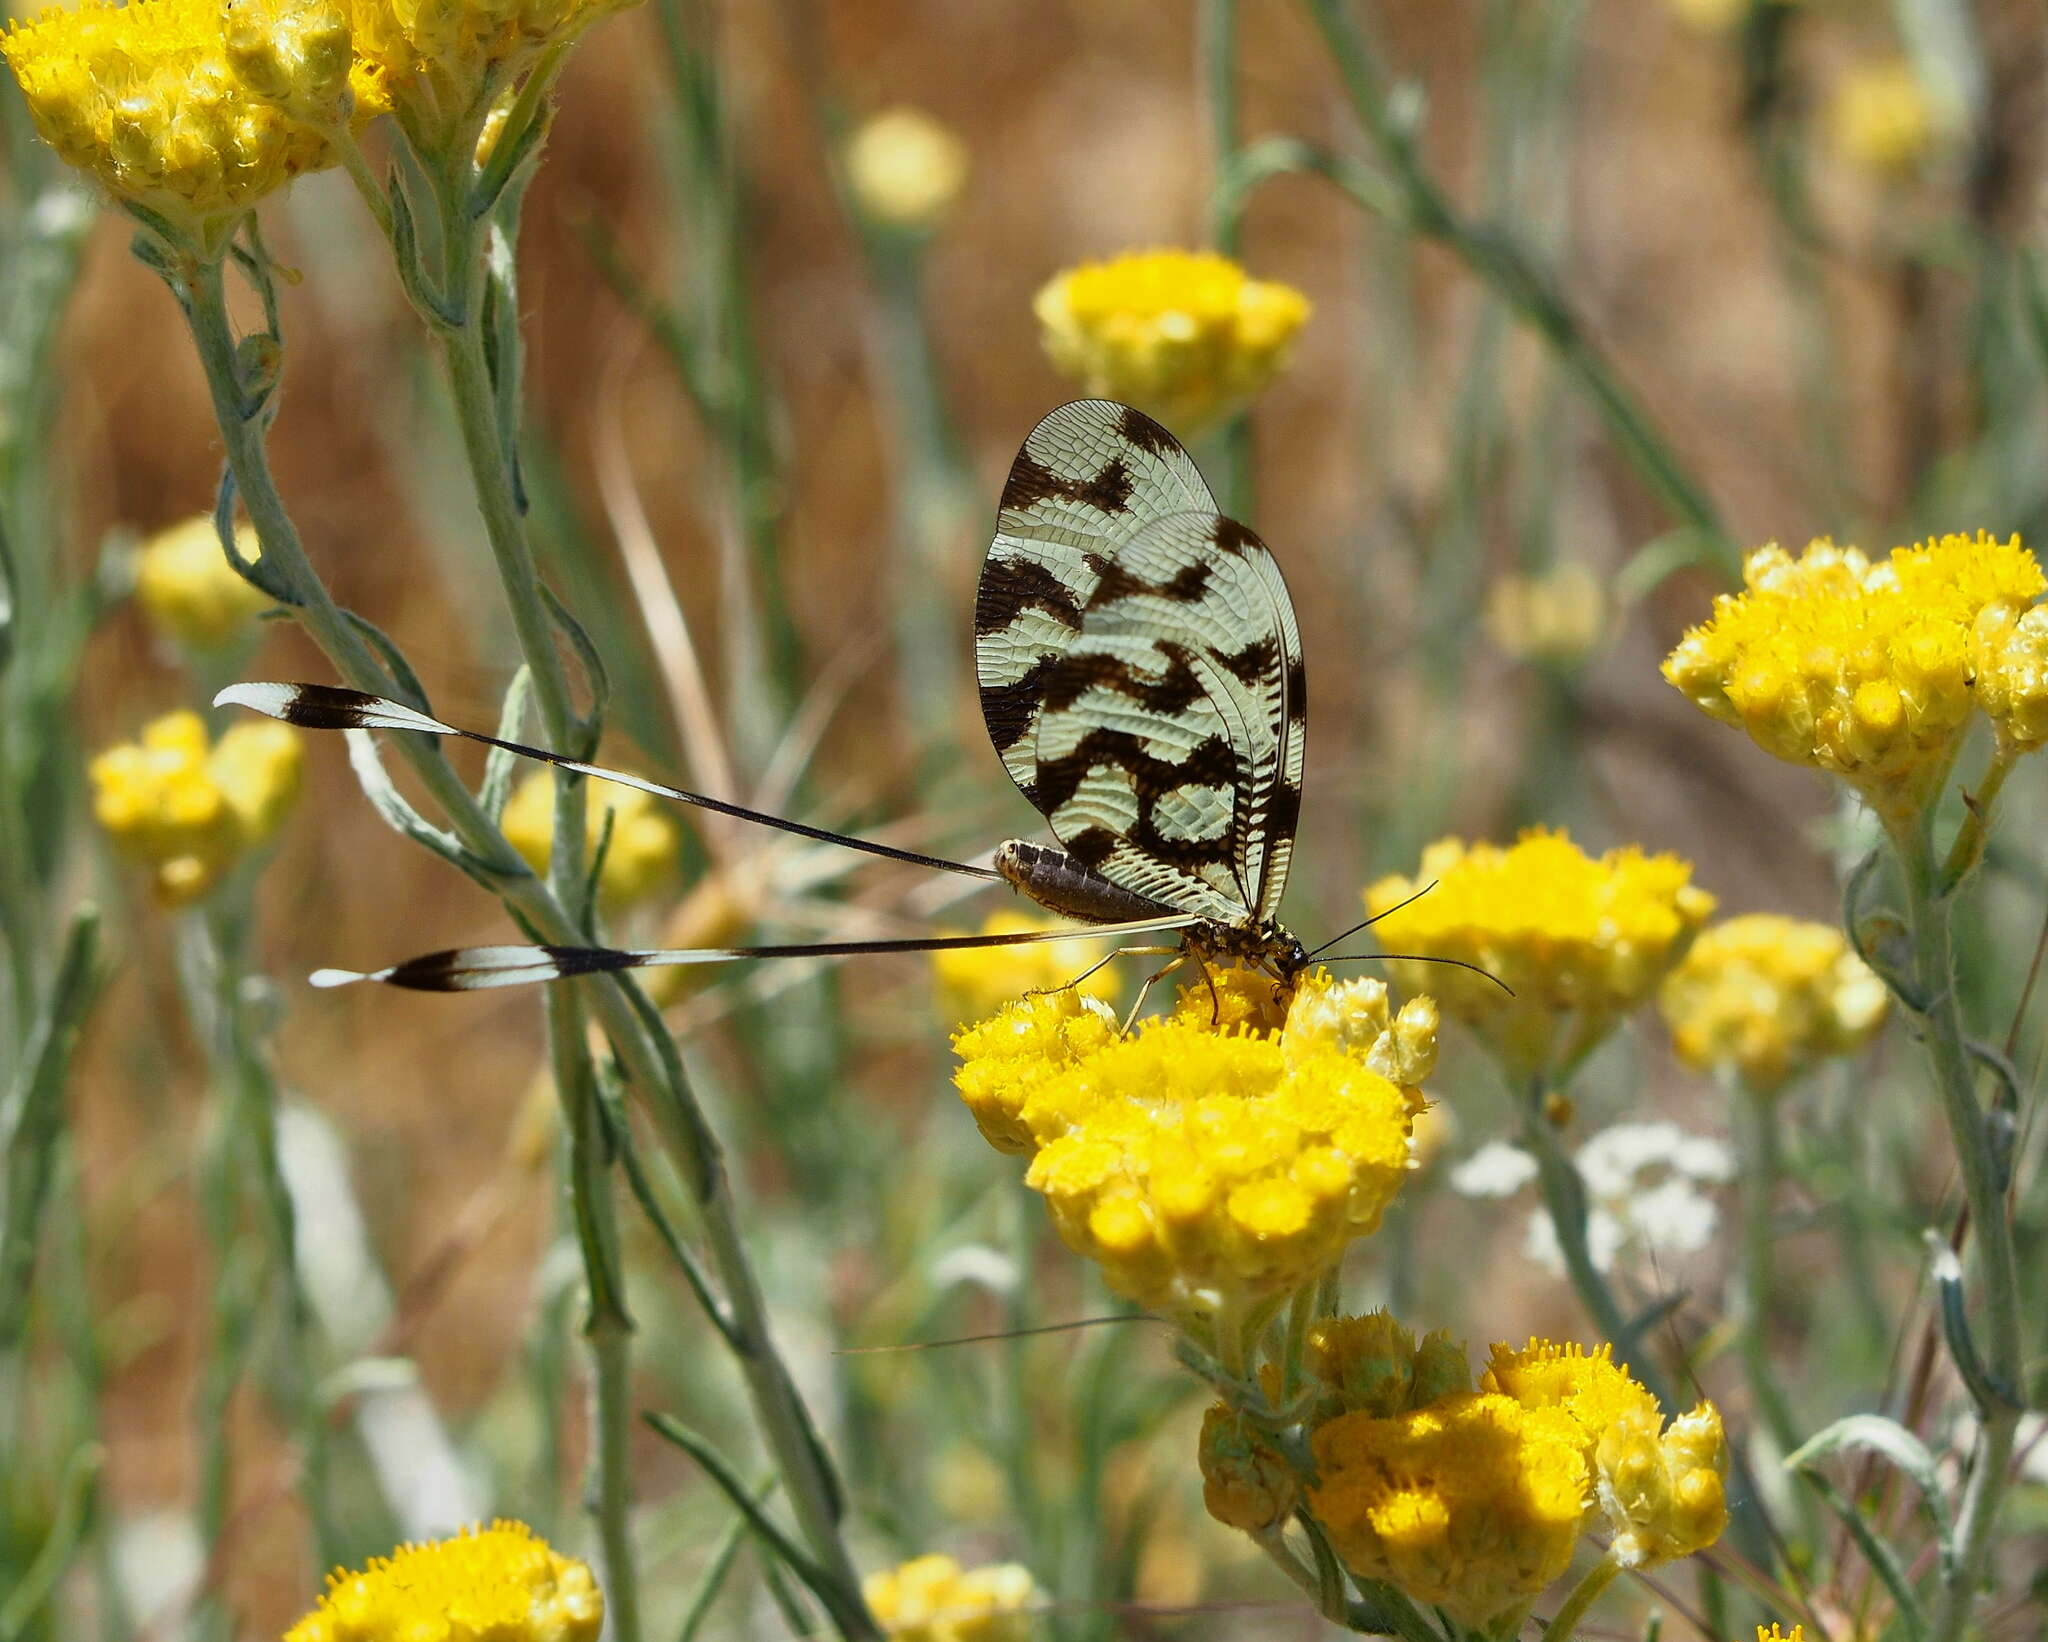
[1034,249,1310,432]
[1828,59,1944,178]
[1482,1338,1727,1569]
[950,972,1432,1321]
[845,107,969,231]
[1366,830,1716,1084]
[1305,1327,1726,1630]
[1663,536,2048,826]
[90,710,301,904]
[135,515,272,649]
[284,1521,602,1642]
[929,911,1118,1024]
[501,768,681,911]
[1659,914,1888,1093]
[863,1554,1038,1642]
[1,0,381,247]
[1758,1628,1807,1642]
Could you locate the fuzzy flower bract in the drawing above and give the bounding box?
[863,1555,1038,1642]
[1659,914,1888,1092]
[283,1520,602,1642]
[1365,829,1715,1083]
[949,972,1430,1323]
[1662,535,2046,826]
[90,709,301,904]
[1034,249,1309,432]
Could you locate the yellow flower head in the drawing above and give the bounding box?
[845,107,968,230]
[1198,1402,1297,1532]
[863,1554,1038,1642]
[90,709,301,904]
[284,1520,602,1642]
[1307,1309,1471,1421]
[1758,1628,1807,1642]
[951,972,1425,1320]
[1663,535,2046,826]
[222,0,356,125]
[1595,1399,1729,1568]
[1658,914,1888,1093]
[1034,249,1310,432]
[930,910,1118,1025]
[347,0,638,136]
[1829,59,1945,178]
[1485,563,1608,666]
[1972,598,2048,754]
[134,515,272,648]
[2,0,379,247]
[1481,1338,1726,1568]
[1309,1392,1591,1632]
[1365,830,1716,1084]
[501,768,681,911]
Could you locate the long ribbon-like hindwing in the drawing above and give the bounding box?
[311,914,1201,992]
[216,682,1001,882]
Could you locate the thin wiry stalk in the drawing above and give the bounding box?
[165,245,878,1639]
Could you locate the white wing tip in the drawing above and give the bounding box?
[214,681,297,720]
[309,966,372,989]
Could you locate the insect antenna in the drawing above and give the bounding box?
[1304,878,1438,959]
[834,1314,1161,1356]
[1318,950,1515,995]
[216,681,1003,883]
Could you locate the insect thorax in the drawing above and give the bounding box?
[994,839,1179,924]
[1182,918,1309,988]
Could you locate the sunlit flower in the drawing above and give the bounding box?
[1452,1124,1732,1275]
[1034,249,1310,432]
[222,0,356,126]
[1663,535,2046,828]
[863,1554,1038,1642]
[284,1520,601,1642]
[1757,1629,1807,1642]
[929,910,1117,1023]
[1659,914,1888,1092]
[1973,598,2048,754]
[501,768,681,911]
[1485,563,1607,665]
[1310,1391,1590,1631]
[1828,59,1946,178]
[1365,830,1715,1084]
[949,972,1427,1323]
[1,0,380,249]
[90,709,301,904]
[1482,1338,1726,1567]
[134,515,272,649]
[1198,1403,1297,1532]
[845,107,968,230]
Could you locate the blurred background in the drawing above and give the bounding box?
[9,0,2048,1635]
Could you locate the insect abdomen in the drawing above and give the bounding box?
[994,839,1179,924]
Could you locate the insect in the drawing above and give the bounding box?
[219,400,1328,997]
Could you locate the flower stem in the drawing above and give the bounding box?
[1296,0,1731,573]
[1889,818,2023,1642]
[1732,1078,1801,1457]
[1541,1555,1620,1642]
[165,248,878,1639]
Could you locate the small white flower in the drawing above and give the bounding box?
[1457,1122,1730,1276]
[1451,1140,1540,1198]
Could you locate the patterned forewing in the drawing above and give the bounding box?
[1029,511,1301,925]
[976,401,1215,809]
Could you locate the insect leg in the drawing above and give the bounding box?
[1121,952,1189,1035]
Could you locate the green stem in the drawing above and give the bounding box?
[1733,1079,1802,1457]
[1889,818,2023,1642]
[551,985,642,1642]
[1518,1093,1677,1411]
[165,249,877,1639]
[1541,1555,1620,1642]
[1297,0,1732,573]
